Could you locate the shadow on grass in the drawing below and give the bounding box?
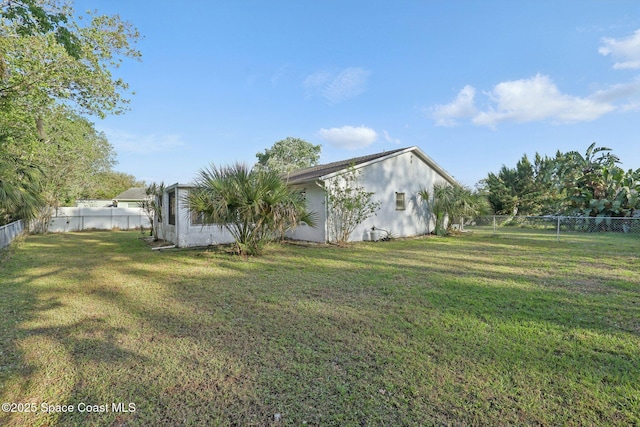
[0,233,151,426]
[117,235,640,425]
[1,231,639,425]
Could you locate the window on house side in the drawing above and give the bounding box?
[190,210,213,226]
[168,191,176,225]
[396,192,406,210]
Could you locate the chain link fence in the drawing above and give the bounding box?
[464,215,640,239]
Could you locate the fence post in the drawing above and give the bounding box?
[493,216,496,234]
[556,216,560,241]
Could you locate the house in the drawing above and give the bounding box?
[112,187,147,208]
[75,188,147,208]
[157,146,458,247]
[285,146,458,242]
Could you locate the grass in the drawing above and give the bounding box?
[1,230,639,426]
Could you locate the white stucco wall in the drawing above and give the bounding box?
[47,207,146,232]
[158,185,235,248]
[285,183,326,242]
[352,150,447,241]
[295,150,450,243]
[159,149,454,246]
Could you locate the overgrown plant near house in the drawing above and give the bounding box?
[142,182,165,240]
[326,165,381,244]
[419,183,489,236]
[187,163,316,255]
[0,152,43,227]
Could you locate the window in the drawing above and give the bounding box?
[168,191,176,225]
[190,210,212,226]
[395,192,406,210]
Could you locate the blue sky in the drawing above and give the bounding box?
[79,1,640,187]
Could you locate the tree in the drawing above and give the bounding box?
[32,107,115,205]
[141,182,164,240]
[481,143,637,220]
[326,165,381,244]
[0,1,141,222]
[480,150,571,216]
[255,137,321,175]
[419,183,489,236]
[0,152,42,225]
[559,143,623,216]
[533,152,565,215]
[567,164,640,219]
[0,4,141,117]
[0,0,82,58]
[85,171,145,200]
[187,163,316,256]
[481,168,518,215]
[513,155,537,215]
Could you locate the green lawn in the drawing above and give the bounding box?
[1,231,639,426]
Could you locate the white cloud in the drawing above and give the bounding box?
[431,85,477,127]
[599,29,640,69]
[589,80,640,104]
[100,128,185,154]
[303,70,332,89]
[619,102,640,112]
[318,125,378,150]
[430,75,617,128]
[382,130,401,145]
[303,67,370,104]
[472,74,614,127]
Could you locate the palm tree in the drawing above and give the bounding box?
[186,163,316,255]
[418,182,489,236]
[0,152,43,225]
[418,183,454,236]
[142,182,165,240]
[560,143,619,201]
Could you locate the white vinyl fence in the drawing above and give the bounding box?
[47,207,148,232]
[465,215,640,239]
[0,220,24,249]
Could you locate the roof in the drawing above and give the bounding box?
[114,187,147,200]
[285,147,407,185]
[285,146,458,186]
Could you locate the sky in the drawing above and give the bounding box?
[76,1,640,188]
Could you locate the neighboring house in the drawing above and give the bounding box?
[157,146,458,247]
[113,187,147,208]
[285,146,458,242]
[76,188,147,208]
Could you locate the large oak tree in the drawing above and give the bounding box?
[0,0,141,224]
